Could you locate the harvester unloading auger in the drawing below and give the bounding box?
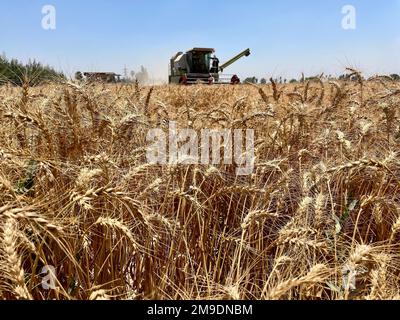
[169,48,251,85]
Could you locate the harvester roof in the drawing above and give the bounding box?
[187,48,215,53]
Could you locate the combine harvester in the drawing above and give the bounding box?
[75,72,122,83]
[169,48,251,85]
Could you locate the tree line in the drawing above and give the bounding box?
[0,54,64,86]
[245,73,400,84]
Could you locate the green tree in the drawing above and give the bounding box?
[244,76,258,84]
[0,55,64,86]
[390,74,400,81]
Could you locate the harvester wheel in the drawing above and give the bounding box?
[179,75,188,85]
[231,75,240,85]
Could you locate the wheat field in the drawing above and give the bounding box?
[0,74,400,300]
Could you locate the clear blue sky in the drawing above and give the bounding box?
[1,0,399,81]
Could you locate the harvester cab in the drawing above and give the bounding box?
[169,48,251,85]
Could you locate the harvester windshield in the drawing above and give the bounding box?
[187,49,213,74]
